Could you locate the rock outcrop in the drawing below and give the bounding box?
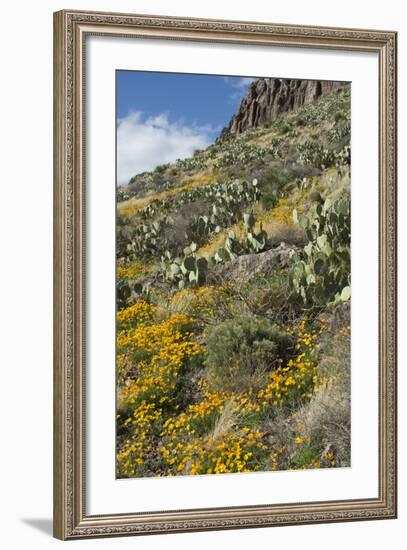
[212,243,299,284]
[220,78,347,138]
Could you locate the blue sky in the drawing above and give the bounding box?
[116,71,255,185]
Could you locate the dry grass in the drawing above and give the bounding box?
[301,166,350,203]
[209,399,240,440]
[196,198,307,260]
[295,305,351,466]
[196,220,246,259]
[118,170,219,218]
[181,171,219,186]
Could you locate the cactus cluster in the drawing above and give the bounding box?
[175,155,206,171]
[214,212,268,264]
[295,177,311,192]
[157,210,269,287]
[290,195,350,305]
[188,179,260,243]
[298,141,350,170]
[117,188,131,202]
[327,124,350,145]
[117,279,132,310]
[139,200,170,220]
[291,87,350,128]
[189,209,221,243]
[160,243,209,289]
[126,216,173,258]
[213,140,281,169]
[125,178,261,259]
[333,145,351,166]
[117,279,150,310]
[136,178,260,224]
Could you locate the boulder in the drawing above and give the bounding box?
[212,243,299,284]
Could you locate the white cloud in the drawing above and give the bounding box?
[117,112,215,186]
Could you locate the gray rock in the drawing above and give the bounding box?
[212,243,299,284]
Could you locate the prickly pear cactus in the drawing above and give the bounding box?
[290,195,350,305]
[160,242,208,288]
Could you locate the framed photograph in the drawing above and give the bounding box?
[53,9,397,540]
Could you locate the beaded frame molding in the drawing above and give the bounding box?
[53,9,397,540]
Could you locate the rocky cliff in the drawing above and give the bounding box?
[220,78,347,138]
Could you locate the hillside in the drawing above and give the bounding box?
[116,81,351,478]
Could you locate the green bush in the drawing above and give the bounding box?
[279,121,292,134]
[334,111,345,123]
[155,163,170,174]
[259,166,289,210]
[295,115,306,127]
[289,443,321,469]
[205,316,294,391]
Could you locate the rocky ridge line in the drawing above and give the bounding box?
[220,78,348,138]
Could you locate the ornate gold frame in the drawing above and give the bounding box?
[53,9,397,540]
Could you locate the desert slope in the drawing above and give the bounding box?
[116,81,351,478]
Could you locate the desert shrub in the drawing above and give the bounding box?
[275,119,293,135]
[295,115,306,127]
[259,166,290,209]
[205,316,294,392]
[284,163,321,181]
[334,111,345,123]
[155,163,170,174]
